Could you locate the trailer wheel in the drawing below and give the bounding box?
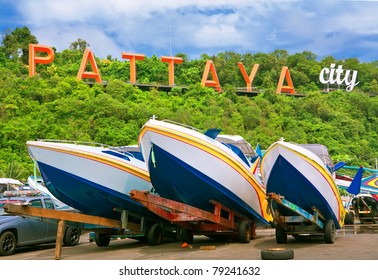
[345,212,354,225]
[275,226,287,244]
[0,231,16,256]
[238,220,251,243]
[148,223,163,246]
[344,212,350,225]
[95,233,111,247]
[180,228,194,244]
[324,219,336,244]
[63,228,81,246]
[261,248,294,260]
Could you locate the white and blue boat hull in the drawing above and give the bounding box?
[26,141,155,220]
[261,141,345,229]
[139,119,270,225]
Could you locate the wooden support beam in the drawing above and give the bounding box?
[55,220,65,260]
[4,204,141,231]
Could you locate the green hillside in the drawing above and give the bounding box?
[1,27,378,180]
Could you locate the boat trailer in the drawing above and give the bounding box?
[267,192,337,244]
[130,190,256,244]
[352,195,378,224]
[4,203,176,259]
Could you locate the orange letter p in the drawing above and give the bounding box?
[29,44,54,77]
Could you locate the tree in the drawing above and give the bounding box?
[69,38,90,52]
[0,161,29,180]
[1,26,38,64]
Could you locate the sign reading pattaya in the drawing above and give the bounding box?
[29,44,359,94]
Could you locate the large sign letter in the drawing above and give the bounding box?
[77,49,102,83]
[276,66,295,94]
[201,60,221,92]
[237,63,260,92]
[29,44,54,77]
[122,52,145,84]
[161,56,183,86]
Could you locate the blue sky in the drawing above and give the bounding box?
[1,0,378,62]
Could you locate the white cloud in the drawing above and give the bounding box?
[2,0,378,61]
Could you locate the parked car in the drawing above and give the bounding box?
[0,190,81,256]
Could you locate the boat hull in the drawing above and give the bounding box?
[261,141,345,229]
[139,119,270,225]
[27,141,155,220]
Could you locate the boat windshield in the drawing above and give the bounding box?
[299,144,334,170]
[102,150,131,161]
[111,146,145,162]
[215,135,257,159]
[221,143,251,167]
[216,135,256,166]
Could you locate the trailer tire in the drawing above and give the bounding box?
[324,219,336,244]
[344,213,350,225]
[348,212,354,225]
[95,233,111,247]
[63,228,81,246]
[261,248,294,260]
[238,220,251,243]
[180,228,194,244]
[148,223,163,246]
[0,231,16,256]
[345,211,354,225]
[275,226,287,244]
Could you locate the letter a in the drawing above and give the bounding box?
[77,49,102,83]
[29,44,54,77]
[276,66,295,94]
[201,60,221,92]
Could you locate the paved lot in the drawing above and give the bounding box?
[2,224,378,260]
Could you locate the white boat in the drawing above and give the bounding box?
[138,118,271,225]
[261,139,346,229]
[0,178,24,197]
[26,140,155,220]
[335,167,378,195]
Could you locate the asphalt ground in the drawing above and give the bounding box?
[2,223,378,260]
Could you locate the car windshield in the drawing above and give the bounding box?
[0,199,27,216]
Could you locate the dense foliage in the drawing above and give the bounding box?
[1,27,378,180]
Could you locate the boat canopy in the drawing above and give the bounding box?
[0,178,23,197]
[0,178,23,185]
[216,135,257,159]
[299,144,334,169]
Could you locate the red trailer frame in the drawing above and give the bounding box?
[130,190,256,243]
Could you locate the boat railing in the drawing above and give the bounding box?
[37,139,113,148]
[36,139,137,158]
[160,119,203,133]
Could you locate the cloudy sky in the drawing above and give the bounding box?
[1,0,378,62]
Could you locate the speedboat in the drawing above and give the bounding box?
[261,139,346,229]
[336,169,378,195]
[26,140,155,220]
[0,178,24,197]
[138,117,271,225]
